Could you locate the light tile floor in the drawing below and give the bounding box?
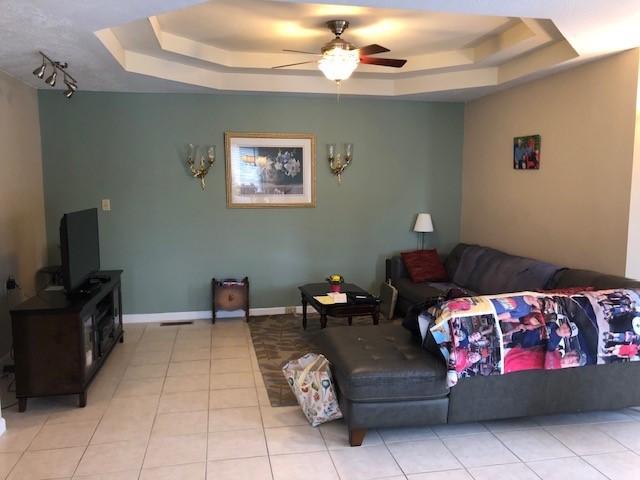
[1,318,640,479]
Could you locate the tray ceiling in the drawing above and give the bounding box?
[1,0,639,100]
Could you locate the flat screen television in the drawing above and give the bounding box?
[60,208,100,293]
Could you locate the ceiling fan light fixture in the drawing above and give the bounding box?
[318,47,360,82]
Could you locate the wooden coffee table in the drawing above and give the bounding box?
[298,283,380,329]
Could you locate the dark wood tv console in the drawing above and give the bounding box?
[9,270,123,412]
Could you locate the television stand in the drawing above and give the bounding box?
[10,270,123,412]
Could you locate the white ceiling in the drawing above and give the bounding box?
[1,0,639,101]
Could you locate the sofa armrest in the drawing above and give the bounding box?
[386,256,408,283]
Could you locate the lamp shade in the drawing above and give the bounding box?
[413,213,434,233]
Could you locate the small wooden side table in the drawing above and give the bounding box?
[211,277,250,323]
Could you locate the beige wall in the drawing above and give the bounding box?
[461,50,640,276]
[0,70,47,362]
[625,59,640,279]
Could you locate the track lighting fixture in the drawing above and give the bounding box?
[32,51,78,99]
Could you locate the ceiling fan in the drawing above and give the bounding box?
[273,19,407,83]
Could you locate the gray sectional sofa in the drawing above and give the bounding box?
[316,243,640,446]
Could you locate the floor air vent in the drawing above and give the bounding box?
[160,321,194,326]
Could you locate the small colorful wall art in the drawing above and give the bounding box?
[513,134,541,170]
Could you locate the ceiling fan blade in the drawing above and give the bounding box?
[272,61,315,69]
[357,44,390,56]
[359,56,407,68]
[282,49,320,56]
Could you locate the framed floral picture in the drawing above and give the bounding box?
[224,132,316,208]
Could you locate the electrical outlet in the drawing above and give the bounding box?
[101,199,111,211]
[285,306,297,314]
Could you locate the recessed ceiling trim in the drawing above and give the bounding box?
[394,67,498,96]
[122,48,501,97]
[149,16,317,69]
[95,28,126,69]
[146,14,554,76]
[149,15,479,74]
[498,39,578,84]
[95,20,577,97]
[473,20,538,62]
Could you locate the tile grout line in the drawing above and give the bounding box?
[541,423,633,456]
[71,323,148,480]
[319,427,346,480]
[379,429,412,479]
[580,453,620,480]
[134,324,153,480]
[540,423,633,480]
[205,322,214,479]
[487,429,544,480]
[248,322,276,480]
[430,428,478,479]
[137,324,178,478]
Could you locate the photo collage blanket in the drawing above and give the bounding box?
[424,289,640,387]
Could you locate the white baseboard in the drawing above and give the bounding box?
[122,305,312,324]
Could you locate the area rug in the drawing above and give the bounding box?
[249,313,389,407]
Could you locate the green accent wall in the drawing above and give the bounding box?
[38,91,463,314]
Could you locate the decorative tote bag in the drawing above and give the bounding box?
[282,353,343,426]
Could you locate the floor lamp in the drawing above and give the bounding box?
[413,213,434,250]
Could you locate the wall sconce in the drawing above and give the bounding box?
[327,143,353,184]
[186,144,215,190]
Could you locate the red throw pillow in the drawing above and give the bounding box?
[401,249,449,283]
[540,286,595,295]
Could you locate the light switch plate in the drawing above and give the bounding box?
[101,199,111,211]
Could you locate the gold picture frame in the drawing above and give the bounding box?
[224,131,316,208]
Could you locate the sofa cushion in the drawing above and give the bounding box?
[401,250,448,283]
[315,324,449,402]
[552,269,640,290]
[453,245,560,294]
[386,256,409,282]
[443,243,469,280]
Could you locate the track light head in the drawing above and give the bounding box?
[64,79,77,92]
[32,62,46,79]
[63,80,77,98]
[45,70,57,87]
